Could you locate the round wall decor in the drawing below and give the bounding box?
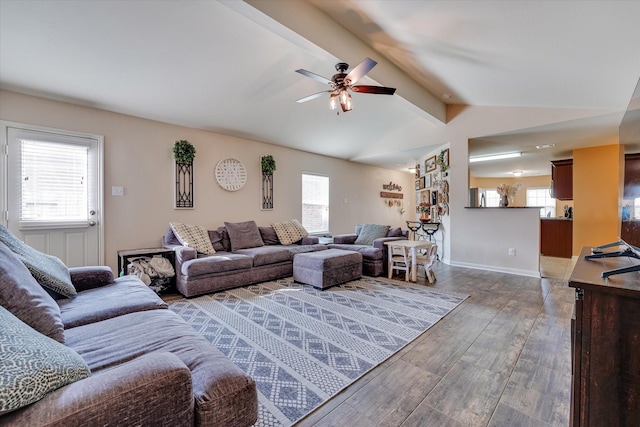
[215,158,247,191]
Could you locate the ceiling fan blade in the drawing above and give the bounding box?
[295,69,333,85]
[345,57,377,84]
[296,91,331,103]
[351,85,396,95]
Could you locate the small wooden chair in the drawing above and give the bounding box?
[388,244,412,281]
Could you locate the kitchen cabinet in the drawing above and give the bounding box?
[540,218,572,258]
[551,159,573,200]
[622,220,640,246]
[569,247,640,426]
[624,153,640,199]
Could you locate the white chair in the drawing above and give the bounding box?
[388,244,412,281]
[417,244,438,283]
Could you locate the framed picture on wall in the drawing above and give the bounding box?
[415,180,420,191]
[424,173,432,188]
[441,148,449,167]
[425,156,436,172]
[415,163,421,179]
[431,190,438,206]
[419,176,426,189]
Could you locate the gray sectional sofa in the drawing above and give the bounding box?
[0,239,257,427]
[163,222,328,297]
[328,224,408,276]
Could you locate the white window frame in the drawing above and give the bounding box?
[526,187,556,217]
[301,173,329,234]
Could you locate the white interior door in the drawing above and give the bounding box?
[1,122,103,267]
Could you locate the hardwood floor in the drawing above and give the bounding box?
[294,262,575,427]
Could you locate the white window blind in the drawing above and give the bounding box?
[302,173,329,234]
[20,139,88,224]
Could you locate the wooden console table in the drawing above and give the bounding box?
[569,246,640,426]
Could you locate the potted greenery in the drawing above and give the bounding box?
[437,149,449,172]
[173,140,196,164]
[261,155,276,175]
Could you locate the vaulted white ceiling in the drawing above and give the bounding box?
[1,0,639,176]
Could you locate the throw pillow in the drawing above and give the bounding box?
[0,242,65,343]
[271,219,309,246]
[388,227,403,237]
[224,221,264,251]
[0,305,91,416]
[169,222,216,255]
[0,224,76,299]
[354,224,390,245]
[259,226,280,245]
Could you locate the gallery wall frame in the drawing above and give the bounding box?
[425,156,436,172]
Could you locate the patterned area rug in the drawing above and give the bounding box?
[169,277,467,426]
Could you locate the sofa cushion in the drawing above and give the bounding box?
[234,246,291,267]
[388,227,403,237]
[209,228,230,252]
[328,244,384,261]
[354,224,390,245]
[224,221,264,251]
[271,219,309,245]
[170,222,216,255]
[0,241,65,343]
[58,275,168,329]
[259,226,280,245]
[0,224,76,299]
[163,227,181,246]
[64,309,258,427]
[182,253,254,277]
[0,305,91,416]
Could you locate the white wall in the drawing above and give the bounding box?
[0,90,416,272]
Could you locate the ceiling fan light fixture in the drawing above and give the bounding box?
[341,92,353,111]
[329,93,339,110]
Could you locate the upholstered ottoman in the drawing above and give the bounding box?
[293,249,362,289]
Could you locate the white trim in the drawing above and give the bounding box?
[0,120,104,265]
[449,260,541,278]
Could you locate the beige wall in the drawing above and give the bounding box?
[2,90,624,277]
[0,90,415,272]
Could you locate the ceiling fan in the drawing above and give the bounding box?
[295,57,396,113]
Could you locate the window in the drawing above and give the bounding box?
[481,189,500,207]
[20,139,89,224]
[302,174,329,234]
[526,187,556,217]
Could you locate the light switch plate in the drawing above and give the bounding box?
[112,186,124,196]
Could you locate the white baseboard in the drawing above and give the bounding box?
[448,260,541,278]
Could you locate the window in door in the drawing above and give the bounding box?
[20,139,89,225]
[302,173,329,234]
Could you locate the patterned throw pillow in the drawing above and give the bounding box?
[0,225,76,298]
[354,224,390,245]
[169,222,216,255]
[271,220,309,246]
[0,305,91,415]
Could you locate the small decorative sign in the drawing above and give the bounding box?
[382,182,402,192]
